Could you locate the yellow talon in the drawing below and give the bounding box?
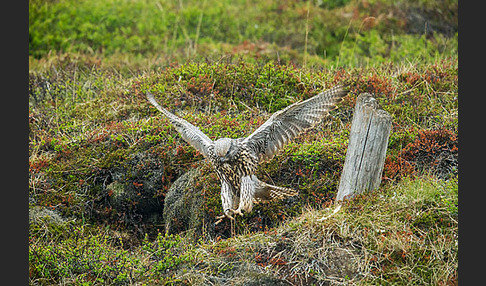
[214,209,236,225]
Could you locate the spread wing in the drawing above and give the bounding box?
[243,84,349,163]
[147,92,213,158]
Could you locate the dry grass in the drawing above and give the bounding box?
[173,176,457,285]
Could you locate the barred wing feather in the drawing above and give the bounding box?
[243,85,348,163]
[147,92,213,158]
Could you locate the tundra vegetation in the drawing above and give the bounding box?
[29,0,457,284]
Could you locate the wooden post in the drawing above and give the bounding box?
[336,93,392,201]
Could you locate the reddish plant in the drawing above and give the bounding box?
[384,129,458,180]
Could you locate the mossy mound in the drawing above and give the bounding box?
[163,167,206,236]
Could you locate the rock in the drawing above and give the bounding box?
[29,206,66,225]
[163,167,206,236]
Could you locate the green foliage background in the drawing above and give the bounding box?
[30,0,457,66]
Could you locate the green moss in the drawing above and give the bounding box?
[29,223,194,285]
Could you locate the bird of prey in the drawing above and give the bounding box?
[146,84,349,224]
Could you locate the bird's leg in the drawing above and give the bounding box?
[214,209,237,236]
[234,176,255,216]
[216,181,237,225]
[215,209,235,225]
[233,208,244,217]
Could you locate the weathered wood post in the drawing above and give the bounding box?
[336,93,393,201]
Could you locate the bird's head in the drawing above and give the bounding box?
[214,138,236,163]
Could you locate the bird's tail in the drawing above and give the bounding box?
[252,176,298,203]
